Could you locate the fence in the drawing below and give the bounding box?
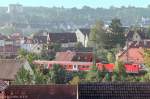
[1,83,150,99]
[3,85,77,99]
[78,82,150,99]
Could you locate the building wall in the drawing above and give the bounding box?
[61,42,76,48]
[21,44,43,54]
[76,30,86,47]
[132,33,142,41]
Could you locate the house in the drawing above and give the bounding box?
[116,47,144,64]
[20,36,44,54]
[9,32,23,46]
[0,34,20,58]
[0,59,33,85]
[55,51,100,62]
[126,30,148,42]
[47,32,77,47]
[21,33,48,54]
[117,29,150,64]
[75,28,91,47]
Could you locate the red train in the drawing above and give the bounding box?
[33,60,145,73]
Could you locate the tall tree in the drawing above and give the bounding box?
[115,60,126,81]
[109,18,125,47]
[88,21,107,48]
[86,65,103,82]
[88,21,109,61]
[14,67,33,85]
[107,52,115,63]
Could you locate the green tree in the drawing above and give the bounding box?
[104,72,111,82]
[49,64,67,84]
[112,71,119,82]
[69,76,80,85]
[86,65,103,82]
[107,52,115,63]
[33,69,50,84]
[109,18,125,48]
[143,49,150,82]
[115,60,126,81]
[18,49,28,59]
[26,53,39,65]
[14,67,33,85]
[88,21,107,48]
[144,49,150,68]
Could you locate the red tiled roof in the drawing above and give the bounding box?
[118,47,144,64]
[55,51,95,62]
[55,51,76,61]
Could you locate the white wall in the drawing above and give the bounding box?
[75,29,86,47]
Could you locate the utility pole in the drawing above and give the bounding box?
[92,40,96,66]
[126,39,129,63]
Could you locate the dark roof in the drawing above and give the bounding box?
[138,32,146,39]
[129,41,150,48]
[0,59,24,81]
[126,30,147,40]
[78,28,91,36]
[33,36,47,44]
[48,33,77,43]
[126,31,134,41]
[0,34,8,40]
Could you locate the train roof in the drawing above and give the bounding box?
[33,60,93,65]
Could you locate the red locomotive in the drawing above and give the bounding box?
[33,60,144,73]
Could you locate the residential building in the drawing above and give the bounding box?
[75,28,90,47]
[0,34,20,58]
[47,32,77,48]
[116,47,144,64]
[55,51,100,62]
[0,59,32,85]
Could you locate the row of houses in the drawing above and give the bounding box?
[0,27,150,63]
[0,28,150,84]
[0,28,91,57]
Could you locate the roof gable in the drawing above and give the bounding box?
[78,28,91,36]
[48,33,77,43]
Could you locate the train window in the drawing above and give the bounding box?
[64,65,67,67]
[134,65,137,67]
[74,65,77,68]
[69,65,72,68]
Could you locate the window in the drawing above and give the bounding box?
[74,65,77,68]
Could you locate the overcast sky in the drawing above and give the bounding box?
[1,0,150,8]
